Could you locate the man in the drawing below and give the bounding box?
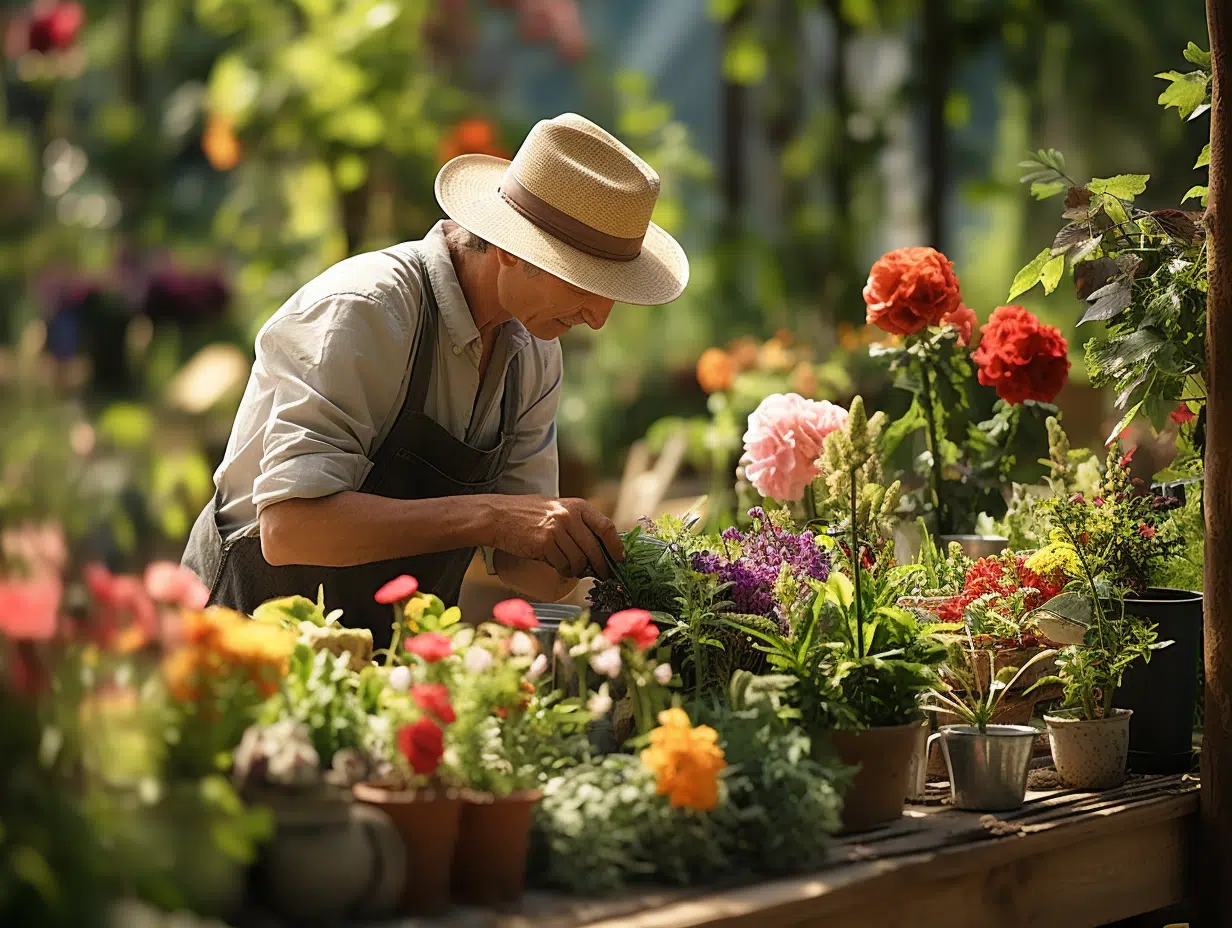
[183,113,689,646]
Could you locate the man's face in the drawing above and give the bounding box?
[495,248,615,340]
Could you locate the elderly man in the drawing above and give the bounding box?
[183,114,688,645]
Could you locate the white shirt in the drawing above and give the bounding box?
[213,221,562,541]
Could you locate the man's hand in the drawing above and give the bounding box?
[481,495,624,579]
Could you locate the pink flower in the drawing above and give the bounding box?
[84,564,157,648]
[741,393,849,501]
[0,577,61,640]
[603,609,659,651]
[405,632,453,663]
[375,575,418,604]
[1138,524,1158,539]
[143,562,209,610]
[941,304,978,347]
[493,598,540,630]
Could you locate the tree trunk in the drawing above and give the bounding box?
[922,0,950,251]
[720,4,750,221]
[1202,3,1232,927]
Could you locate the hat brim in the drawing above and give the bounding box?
[435,154,689,306]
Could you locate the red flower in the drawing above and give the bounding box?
[1138,523,1158,539]
[375,575,418,604]
[941,304,978,347]
[492,598,540,630]
[603,609,659,650]
[84,564,157,648]
[971,306,1070,405]
[438,118,509,165]
[1119,446,1137,469]
[397,718,444,776]
[1171,403,1197,424]
[411,683,456,724]
[0,577,61,641]
[405,632,453,663]
[8,2,84,56]
[863,247,963,336]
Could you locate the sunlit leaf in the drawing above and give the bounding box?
[1008,247,1052,301]
[1196,143,1211,169]
[723,30,767,85]
[1088,174,1150,200]
[1041,255,1066,295]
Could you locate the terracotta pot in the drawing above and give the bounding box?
[1045,709,1133,789]
[829,722,920,832]
[352,784,461,916]
[452,790,543,905]
[252,785,405,922]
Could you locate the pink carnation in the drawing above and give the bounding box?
[742,394,849,502]
[144,562,210,610]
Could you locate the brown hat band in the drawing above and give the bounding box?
[499,173,644,263]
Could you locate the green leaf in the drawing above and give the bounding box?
[1031,180,1067,200]
[1088,174,1150,200]
[1106,401,1143,445]
[707,0,744,21]
[1080,279,1133,325]
[1195,143,1211,169]
[1008,247,1053,300]
[1156,70,1211,120]
[1041,255,1066,295]
[1183,185,1209,204]
[723,30,767,85]
[1184,43,1212,68]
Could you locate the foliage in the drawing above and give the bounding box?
[814,395,901,542]
[1013,44,1211,442]
[1154,490,1203,592]
[913,520,972,595]
[922,637,1056,732]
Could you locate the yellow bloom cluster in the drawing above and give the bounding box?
[162,606,296,702]
[1025,540,1081,580]
[639,708,727,812]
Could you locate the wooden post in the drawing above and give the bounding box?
[1203,3,1232,926]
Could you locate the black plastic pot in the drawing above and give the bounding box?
[1111,588,1203,774]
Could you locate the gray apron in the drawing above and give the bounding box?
[183,248,521,652]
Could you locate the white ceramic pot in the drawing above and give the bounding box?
[1044,709,1133,789]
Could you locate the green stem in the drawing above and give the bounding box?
[385,605,403,667]
[851,466,864,659]
[919,361,947,535]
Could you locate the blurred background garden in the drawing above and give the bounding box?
[0,0,1211,573]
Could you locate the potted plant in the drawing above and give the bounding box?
[921,638,1057,810]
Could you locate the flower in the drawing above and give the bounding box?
[653,662,673,685]
[527,653,549,681]
[375,575,419,604]
[1119,446,1137,469]
[742,393,849,501]
[463,645,494,674]
[603,609,659,650]
[411,683,456,725]
[639,708,727,812]
[941,304,978,347]
[1,521,67,577]
[493,598,540,630]
[84,564,157,649]
[509,630,536,656]
[587,691,612,715]
[8,1,84,56]
[589,644,623,679]
[863,246,963,336]
[398,718,445,776]
[1172,403,1197,424]
[1138,523,1158,539]
[971,305,1070,404]
[696,347,736,393]
[405,632,453,663]
[439,117,509,164]
[144,562,209,610]
[0,576,61,640]
[388,665,412,693]
[202,113,241,172]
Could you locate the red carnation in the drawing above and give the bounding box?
[603,609,659,651]
[397,718,444,776]
[971,305,1070,404]
[405,632,453,663]
[863,247,963,337]
[942,304,978,347]
[374,574,418,604]
[492,598,540,630]
[411,683,456,725]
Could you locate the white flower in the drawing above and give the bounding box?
[653,663,673,685]
[526,653,549,682]
[553,638,567,661]
[388,665,412,693]
[589,645,623,679]
[464,646,494,674]
[588,691,613,715]
[510,631,536,656]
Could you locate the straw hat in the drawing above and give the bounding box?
[435,113,689,306]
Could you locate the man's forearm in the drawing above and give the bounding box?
[260,492,494,567]
[493,550,578,603]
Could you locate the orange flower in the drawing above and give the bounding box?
[640,708,726,812]
[727,336,760,370]
[439,118,509,164]
[161,647,203,702]
[757,337,793,372]
[696,347,735,394]
[203,113,241,171]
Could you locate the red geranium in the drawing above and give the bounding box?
[405,632,453,663]
[941,304,978,347]
[375,574,418,604]
[863,247,963,337]
[411,683,456,724]
[603,609,659,650]
[397,717,445,776]
[492,598,540,630]
[971,305,1070,404]
[0,576,61,641]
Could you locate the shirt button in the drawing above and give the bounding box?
[452,345,462,355]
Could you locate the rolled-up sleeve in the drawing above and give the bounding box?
[495,340,562,498]
[252,293,412,515]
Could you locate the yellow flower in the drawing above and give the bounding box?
[640,708,726,812]
[1025,542,1080,580]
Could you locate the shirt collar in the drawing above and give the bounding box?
[419,221,530,357]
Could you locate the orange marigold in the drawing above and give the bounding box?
[639,707,726,812]
[696,347,735,394]
[203,113,241,171]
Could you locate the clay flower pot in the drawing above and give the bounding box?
[829,722,921,832]
[1045,709,1133,789]
[452,790,543,905]
[352,783,461,916]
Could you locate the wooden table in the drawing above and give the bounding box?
[398,772,1198,928]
